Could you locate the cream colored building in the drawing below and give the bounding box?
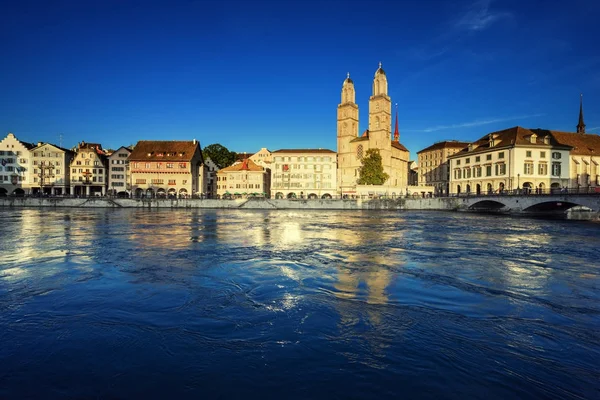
[30,142,74,196]
[216,158,270,198]
[70,141,109,196]
[337,63,410,197]
[417,141,469,196]
[108,146,131,197]
[0,132,35,196]
[448,126,572,195]
[546,130,600,191]
[129,140,204,198]
[249,147,272,167]
[271,149,337,199]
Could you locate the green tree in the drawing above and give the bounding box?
[357,148,389,185]
[202,143,237,168]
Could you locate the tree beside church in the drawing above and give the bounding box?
[357,149,389,185]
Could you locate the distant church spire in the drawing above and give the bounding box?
[393,103,399,141]
[577,93,586,134]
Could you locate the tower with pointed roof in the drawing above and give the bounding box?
[368,63,392,165]
[337,73,360,192]
[577,93,586,134]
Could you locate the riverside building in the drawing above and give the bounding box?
[271,148,337,199]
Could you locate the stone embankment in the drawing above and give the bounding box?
[1,197,597,220]
[0,196,457,211]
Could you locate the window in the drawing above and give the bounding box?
[539,163,547,175]
[136,179,146,184]
[524,163,534,175]
[498,152,505,159]
[179,163,186,168]
[526,151,532,158]
[540,151,546,158]
[168,179,176,185]
[456,160,461,165]
[475,166,482,177]
[475,156,480,162]
[356,145,364,159]
[166,163,174,169]
[552,162,561,176]
[495,163,506,175]
[552,152,561,160]
[465,158,470,164]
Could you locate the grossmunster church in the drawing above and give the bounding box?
[336,63,410,197]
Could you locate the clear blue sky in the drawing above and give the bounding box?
[1,0,598,158]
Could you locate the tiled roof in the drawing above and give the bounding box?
[271,148,336,154]
[129,140,201,162]
[218,158,265,172]
[392,141,409,152]
[417,140,470,154]
[533,130,600,156]
[449,126,570,158]
[350,136,369,143]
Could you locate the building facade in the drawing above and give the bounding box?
[0,133,35,196]
[271,149,337,199]
[216,158,270,198]
[203,157,220,199]
[448,127,572,195]
[337,64,410,197]
[547,130,600,191]
[108,146,131,197]
[417,141,470,196]
[70,142,108,196]
[30,142,74,195]
[129,140,204,198]
[249,147,272,167]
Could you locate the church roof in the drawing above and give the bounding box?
[392,141,409,152]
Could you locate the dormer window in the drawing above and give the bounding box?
[530,134,537,144]
[157,152,164,157]
[543,136,550,145]
[147,152,152,157]
[468,144,473,152]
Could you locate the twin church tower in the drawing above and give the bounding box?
[337,63,409,195]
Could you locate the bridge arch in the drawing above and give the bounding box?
[468,200,508,211]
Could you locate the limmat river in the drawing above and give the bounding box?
[0,209,598,399]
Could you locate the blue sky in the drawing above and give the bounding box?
[1,0,599,157]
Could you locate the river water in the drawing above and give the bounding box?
[0,208,598,399]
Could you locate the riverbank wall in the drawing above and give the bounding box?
[0,196,455,210]
[1,197,598,220]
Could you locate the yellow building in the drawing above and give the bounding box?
[129,140,204,198]
[216,158,270,198]
[271,149,337,199]
[337,63,410,197]
[416,141,469,196]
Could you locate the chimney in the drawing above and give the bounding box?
[193,139,197,145]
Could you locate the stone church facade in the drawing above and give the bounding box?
[337,63,410,197]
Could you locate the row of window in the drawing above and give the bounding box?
[71,168,103,174]
[217,184,262,189]
[33,152,62,157]
[0,175,24,181]
[132,162,187,169]
[273,173,333,180]
[454,162,562,179]
[135,179,189,185]
[272,182,333,189]
[273,156,333,162]
[0,151,23,156]
[71,176,104,182]
[275,164,331,171]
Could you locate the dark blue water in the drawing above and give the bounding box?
[0,209,599,399]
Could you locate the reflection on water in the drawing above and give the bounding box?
[0,209,599,399]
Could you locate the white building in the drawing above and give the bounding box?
[448,126,571,195]
[271,149,337,199]
[108,146,132,197]
[0,132,35,196]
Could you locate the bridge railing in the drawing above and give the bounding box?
[446,186,600,198]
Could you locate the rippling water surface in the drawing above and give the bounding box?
[1,209,599,399]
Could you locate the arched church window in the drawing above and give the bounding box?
[357,145,364,160]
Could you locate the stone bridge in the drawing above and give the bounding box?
[453,193,600,215]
